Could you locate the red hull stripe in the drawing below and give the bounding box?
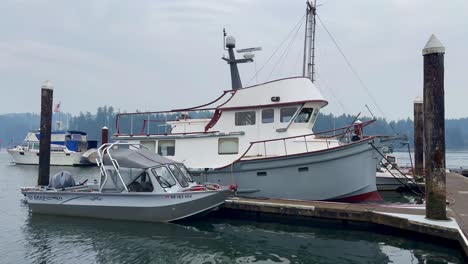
[329,191,383,203]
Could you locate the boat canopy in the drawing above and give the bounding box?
[103,147,176,169]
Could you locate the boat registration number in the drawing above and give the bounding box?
[166,194,192,199]
[28,195,63,201]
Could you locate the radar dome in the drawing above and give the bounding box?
[226,36,236,48]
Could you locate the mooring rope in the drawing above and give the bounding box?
[370,143,425,195]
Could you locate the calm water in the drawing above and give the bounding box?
[0,152,464,264]
[392,149,468,169]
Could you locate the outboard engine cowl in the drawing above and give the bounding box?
[48,171,76,189]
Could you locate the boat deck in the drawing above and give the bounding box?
[220,172,468,258]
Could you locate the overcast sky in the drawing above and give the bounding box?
[1,0,467,120]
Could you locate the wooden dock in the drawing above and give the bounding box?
[219,172,468,258]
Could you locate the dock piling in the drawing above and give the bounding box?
[422,34,447,220]
[101,126,108,146]
[38,80,53,186]
[414,97,424,177]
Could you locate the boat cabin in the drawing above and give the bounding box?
[99,145,199,193]
[114,77,346,169]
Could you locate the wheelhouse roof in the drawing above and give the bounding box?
[219,77,328,110]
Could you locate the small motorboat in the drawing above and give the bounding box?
[21,142,233,222]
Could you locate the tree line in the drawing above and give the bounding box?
[1,106,468,149]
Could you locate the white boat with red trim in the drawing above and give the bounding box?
[113,1,382,202]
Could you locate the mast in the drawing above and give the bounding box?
[302,0,317,82]
[222,29,256,90]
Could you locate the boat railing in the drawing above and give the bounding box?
[114,90,236,137]
[237,119,376,161]
[96,141,149,192]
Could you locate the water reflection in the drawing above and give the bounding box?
[21,214,463,264]
[0,152,463,264]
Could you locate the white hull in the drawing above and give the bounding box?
[195,138,380,202]
[22,188,231,222]
[8,149,82,166]
[376,171,416,191]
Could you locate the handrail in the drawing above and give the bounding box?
[216,119,376,169]
[249,119,375,144]
[97,141,149,192]
[115,91,233,118]
[115,90,238,136]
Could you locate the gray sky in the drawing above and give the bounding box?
[1,0,467,120]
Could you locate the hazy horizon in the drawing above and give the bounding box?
[1,0,467,121]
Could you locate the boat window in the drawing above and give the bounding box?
[262,109,274,123]
[295,108,314,123]
[127,172,154,192]
[158,140,175,156]
[141,141,156,152]
[168,164,189,188]
[177,165,194,182]
[152,166,176,187]
[218,138,239,155]
[235,111,256,126]
[71,134,82,140]
[280,107,297,123]
[31,143,39,150]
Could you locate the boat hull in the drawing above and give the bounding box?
[7,149,82,166]
[376,171,416,191]
[195,138,380,202]
[22,189,231,222]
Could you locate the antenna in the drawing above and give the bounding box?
[222,30,259,90]
[223,28,227,50]
[237,47,262,53]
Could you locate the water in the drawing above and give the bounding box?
[391,149,468,169]
[0,152,464,263]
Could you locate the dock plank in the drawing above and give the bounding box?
[447,173,468,236]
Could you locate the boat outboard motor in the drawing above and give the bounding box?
[48,171,76,189]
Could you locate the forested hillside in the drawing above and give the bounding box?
[1,106,468,149]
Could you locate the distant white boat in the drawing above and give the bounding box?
[376,155,418,191]
[7,130,97,166]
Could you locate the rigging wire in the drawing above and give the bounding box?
[246,13,306,86]
[316,14,397,133]
[267,15,305,81]
[314,71,346,112]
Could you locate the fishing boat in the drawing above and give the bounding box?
[21,142,232,222]
[113,1,382,202]
[7,130,97,166]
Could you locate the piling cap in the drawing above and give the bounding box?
[41,80,53,90]
[102,126,108,130]
[414,96,423,103]
[422,34,445,55]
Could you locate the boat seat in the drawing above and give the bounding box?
[128,182,144,192]
[140,181,154,192]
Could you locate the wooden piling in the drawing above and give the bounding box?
[422,34,447,220]
[38,80,53,186]
[101,126,109,146]
[413,97,424,177]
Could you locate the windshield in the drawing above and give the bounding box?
[168,164,189,188]
[152,167,176,187]
[177,165,194,183]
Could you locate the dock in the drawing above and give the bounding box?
[218,172,468,258]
